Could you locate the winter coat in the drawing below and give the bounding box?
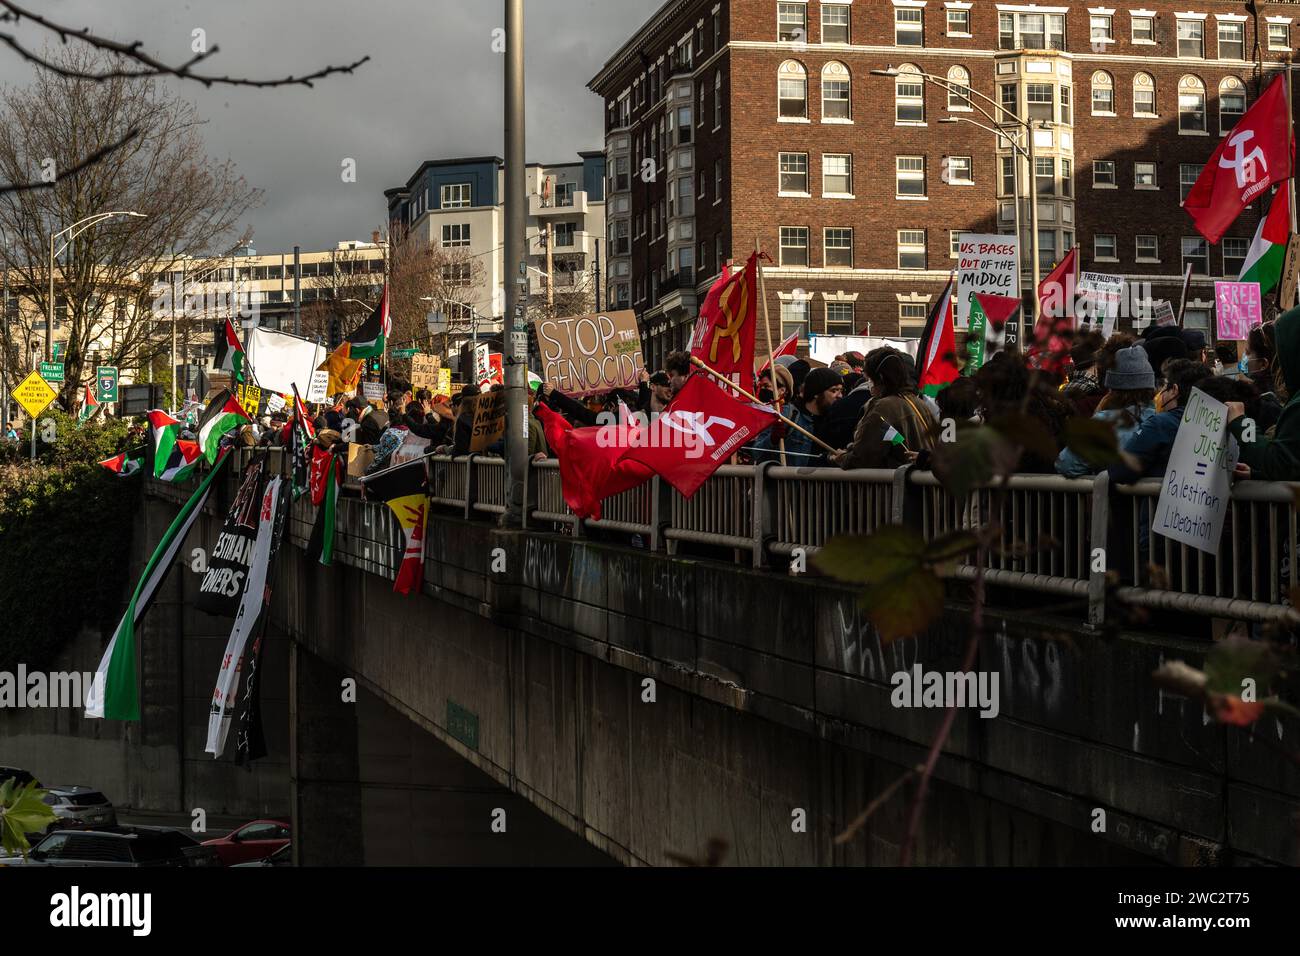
[1229,306,1300,479]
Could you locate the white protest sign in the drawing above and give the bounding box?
[956,234,1019,329]
[1152,387,1239,555]
[307,369,330,403]
[362,381,385,402]
[1151,300,1178,327]
[1077,272,1125,338]
[264,393,286,414]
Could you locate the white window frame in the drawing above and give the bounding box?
[1133,72,1156,117]
[895,6,924,47]
[822,153,854,197]
[1267,19,1292,52]
[778,151,810,196]
[1176,17,1204,59]
[1130,13,1155,45]
[826,300,856,334]
[1135,235,1160,263]
[823,227,854,268]
[822,3,851,44]
[441,183,471,208]
[897,229,927,270]
[896,155,927,199]
[821,62,852,123]
[1093,233,1118,262]
[1217,17,1246,61]
[1093,160,1116,188]
[779,225,810,266]
[945,155,973,185]
[946,5,971,38]
[441,223,471,247]
[1134,161,1158,190]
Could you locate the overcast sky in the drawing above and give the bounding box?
[1,0,645,253]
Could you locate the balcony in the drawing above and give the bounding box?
[657,268,697,315]
[529,190,589,218]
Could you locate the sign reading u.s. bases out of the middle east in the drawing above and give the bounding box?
[956,234,1019,330]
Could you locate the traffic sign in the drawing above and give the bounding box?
[391,347,419,358]
[95,366,119,403]
[14,370,57,418]
[39,361,65,383]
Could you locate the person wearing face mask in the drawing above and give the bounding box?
[1107,358,1213,483]
[751,366,841,465]
[1226,308,1300,480]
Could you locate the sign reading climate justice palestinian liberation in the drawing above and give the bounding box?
[956,234,1019,329]
[534,309,645,396]
[1214,280,1263,341]
[1153,386,1239,555]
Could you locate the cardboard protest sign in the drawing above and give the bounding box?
[1077,272,1125,338]
[466,390,506,452]
[436,368,452,396]
[956,234,1019,329]
[306,369,329,403]
[534,309,645,395]
[1152,386,1239,554]
[411,354,441,391]
[1214,281,1263,341]
[1151,300,1178,327]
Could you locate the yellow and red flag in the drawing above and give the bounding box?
[318,342,363,397]
[360,458,426,595]
[690,251,763,394]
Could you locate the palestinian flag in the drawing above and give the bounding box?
[360,457,426,594]
[77,385,100,426]
[148,409,202,482]
[882,425,907,448]
[965,293,1021,375]
[917,274,959,397]
[1239,181,1291,295]
[195,389,250,463]
[99,447,145,476]
[216,318,248,384]
[346,286,389,360]
[306,446,343,566]
[87,451,232,720]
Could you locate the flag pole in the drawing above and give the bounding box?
[1287,56,1297,235]
[690,355,836,454]
[753,237,786,465]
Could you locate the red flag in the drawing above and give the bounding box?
[618,374,779,498]
[756,330,799,374]
[535,403,653,520]
[690,252,761,394]
[1185,73,1294,244]
[917,274,959,397]
[1028,247,1079,373]
[309,445,341,506]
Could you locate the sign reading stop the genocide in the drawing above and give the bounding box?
[533,309,645,396]
[411,354,440,391]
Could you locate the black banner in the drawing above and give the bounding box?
[195,452,266,617]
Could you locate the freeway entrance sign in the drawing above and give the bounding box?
[13,370,56,418]
[39,361,64,383]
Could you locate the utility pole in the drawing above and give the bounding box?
[293,245,302,335]
[594,237,601,311]
[502,0,527,526]
[545,221,554,311]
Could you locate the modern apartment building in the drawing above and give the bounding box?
[590,0,1298,367]
[383,153,607,342]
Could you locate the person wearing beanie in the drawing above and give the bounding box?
[1140,328,1189,381]
[1056,345,1158,477]
[833,346,937,470]
[1108,357,1212,483]
[751,366,842,465]
[786,359,812,407]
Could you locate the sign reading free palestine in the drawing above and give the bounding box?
[1153,387,1239,555]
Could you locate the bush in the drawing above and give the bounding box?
[0,412,141,671]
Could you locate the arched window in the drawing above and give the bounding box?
[1091,71,1114,114]
[895,63,924,124]
[1179,75,1206,133]
[1219,76,1246,133]
[778,60,807,119]
[821,61,851,120]
[947,65,971,110]
[1133,72,1156,116]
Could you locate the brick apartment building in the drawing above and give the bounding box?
[589,0,1300,367]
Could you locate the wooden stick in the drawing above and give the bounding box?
[690,355,837,454]
[754,237,786,465]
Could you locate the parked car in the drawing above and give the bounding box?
[0,766,40,788]
[14,826,221,867]
[42,786,117,831]
[232,843,292,867]
[202,819,291,866]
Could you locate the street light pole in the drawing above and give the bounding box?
[502,0,527,526]
[46,211,147,362]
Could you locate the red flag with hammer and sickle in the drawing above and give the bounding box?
[690,251,762,395]
[1185,73,1293,244]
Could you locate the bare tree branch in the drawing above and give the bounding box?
[0,0,368,88]
[0,125,138,195]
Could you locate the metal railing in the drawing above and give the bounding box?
[210,448,1300,626]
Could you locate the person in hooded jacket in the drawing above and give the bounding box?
[832,347,936,470]
[1227,306,1300,480]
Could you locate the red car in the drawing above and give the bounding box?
[202,819,291,866]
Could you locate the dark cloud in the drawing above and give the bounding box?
[0,0,640,251]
